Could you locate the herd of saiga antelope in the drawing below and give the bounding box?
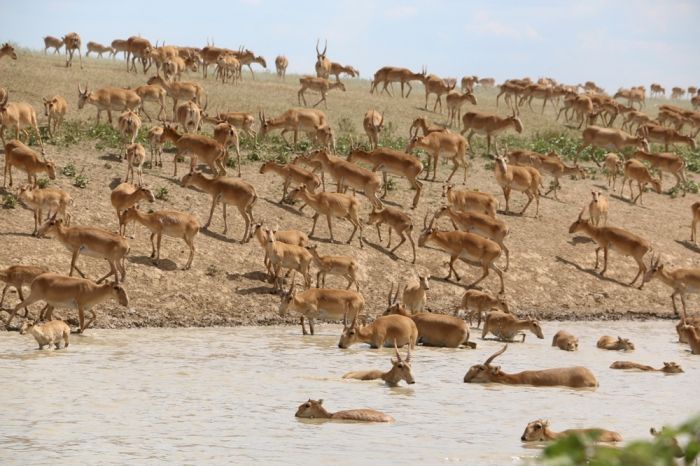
[1,34,700,439]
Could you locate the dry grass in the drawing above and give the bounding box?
[0,51,698,330]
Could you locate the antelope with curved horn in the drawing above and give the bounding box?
[482,311,544,342]
[37,217,130,284]
[460,110,524,156]
[434,205,510,271]
[409,117,447,137]
[418,212,505,293]
[77,83,141,126]
[347,146,424,208]
[642,254,700,318]
[463,344,599,388]
[314,39,331,79]
[343,340,414,386]
[521,420,621,443]
[8,273,129,333]
[295,399,394,423]
[568,207,651,288]
[405,130,468,183]
[181,171,256,243]
[365,206,416,263]
[287,184,364,247]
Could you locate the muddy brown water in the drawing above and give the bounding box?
[0,320,696,465]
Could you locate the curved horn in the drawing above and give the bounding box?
[77,82,84,94]
[405,344,411,363]
[315,39,320,55]
[393,338,401,362]
[423,212,430,229]
[343,312,348,328]
[393,282,400,305]
[577,206,586,221]
[387,282,394,306]
[484,344,508,366]
[322,39,327,56]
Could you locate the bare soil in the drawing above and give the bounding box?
[0,52,698,329]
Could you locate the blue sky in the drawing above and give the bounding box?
[3,0,698,91]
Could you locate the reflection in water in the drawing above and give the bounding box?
[0,320,697,465]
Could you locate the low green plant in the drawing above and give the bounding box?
[2,193,17,209]
[73,172,89,189]
[35,177,50,188]
[62,162,76,177]
[155,186,169,201]
[539,416,700,466]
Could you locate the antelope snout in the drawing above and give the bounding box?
[521,435,527,442]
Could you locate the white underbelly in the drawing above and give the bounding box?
[79,245,105,258]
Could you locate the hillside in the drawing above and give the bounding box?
[1,51,699,329]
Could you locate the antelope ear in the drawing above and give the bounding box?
[318,399,323,405]
[490,366,501,374]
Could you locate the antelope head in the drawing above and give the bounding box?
[389,339,415,385]
[258,110,269,138]
[295,399,328,419]
[643,254,663,284]
[661,362,683,374]
[417,212,437,247]
[338,313,361,349]
[418,274,431,291]
[315,39,327,61]
[568,207,590,234]
[77,83,90,109]
[464,344,508,383]
[383,282,405,316]
[521,419,551,442]
[526,315,544,339]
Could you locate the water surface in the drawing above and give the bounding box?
[0,320,696,465]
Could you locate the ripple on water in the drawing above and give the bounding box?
[0,320,697,465]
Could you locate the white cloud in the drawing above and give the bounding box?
[467,10,541,40]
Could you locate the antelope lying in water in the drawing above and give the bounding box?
[343,341,414,386]
[482,311,544,342]
[295,399,394,423]
[338,314,418,349]
[463,345,598,388]
[597,335,635,351]
[610,361,683,373]
[521,419,622,443]
[551,330,578,351]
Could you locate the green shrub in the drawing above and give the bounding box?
[155,187,169,201]
[73,172,89,189]
[36,177,50,188]
[62,162,76,177]
[2,193,17,209]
